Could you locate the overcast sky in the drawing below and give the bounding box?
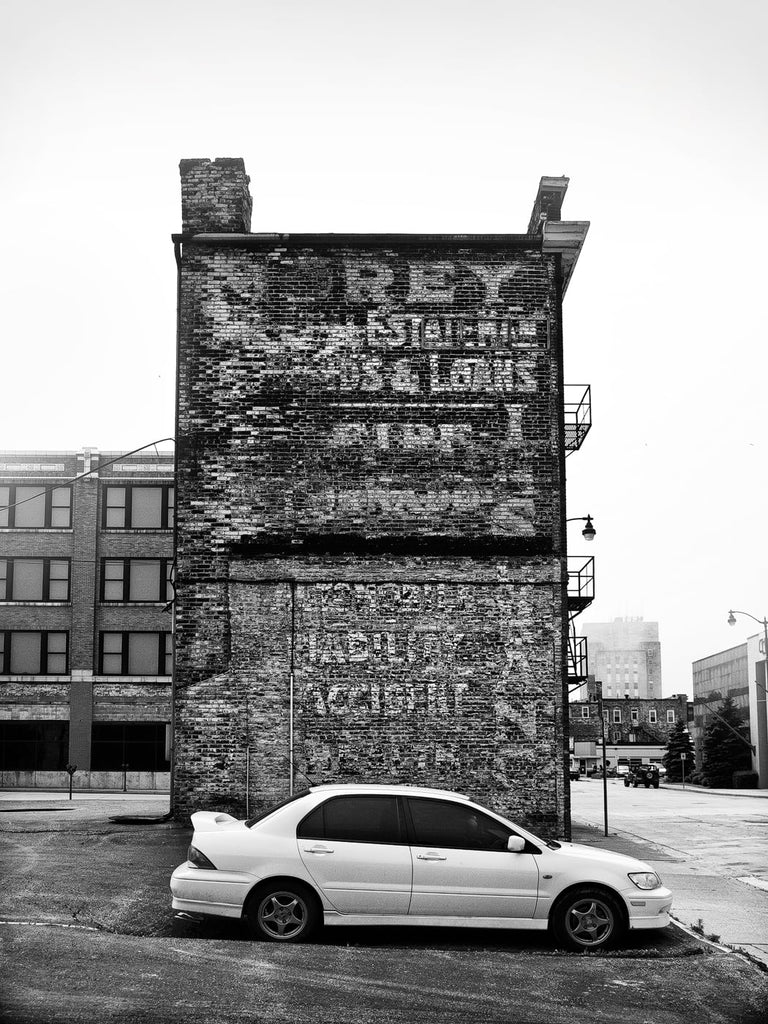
[2,0,766,694]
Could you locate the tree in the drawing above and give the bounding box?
[700,695,752,788]
[663,720,695,782]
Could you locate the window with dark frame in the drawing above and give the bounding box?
[0,485,71,529]
[407,798,513,851]
[101,558,173,603]
[99,632,173,676]
[0,631,68,674]
[297,796,403,844]
[102,485,175,530]
[0,559,71,602]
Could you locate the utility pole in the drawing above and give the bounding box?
[595,679,608,836]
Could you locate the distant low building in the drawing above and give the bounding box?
[569,689,689,773]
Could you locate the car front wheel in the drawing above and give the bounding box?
[246,883,319,943]
[552,888,624,952]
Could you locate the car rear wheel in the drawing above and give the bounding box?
[552,888,624,952]
[246,883,319,943]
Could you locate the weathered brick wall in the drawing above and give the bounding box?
[174,161,570,831]
[93,683,170,722]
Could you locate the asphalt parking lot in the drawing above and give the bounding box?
[2,794,767,1024]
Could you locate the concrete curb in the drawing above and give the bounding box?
[661,783,768,799]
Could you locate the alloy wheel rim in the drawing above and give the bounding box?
[565,898,614,947]
[259,893,307,938]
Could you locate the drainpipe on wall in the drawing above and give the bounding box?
[170,238,183,817]
[289,580,297,795]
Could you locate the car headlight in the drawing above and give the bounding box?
[628,871,661,890]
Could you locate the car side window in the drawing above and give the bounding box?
[407,798,512,851]
[297,795,403,844]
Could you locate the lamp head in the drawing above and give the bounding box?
[727,610,737,626]
[582,515,596,542]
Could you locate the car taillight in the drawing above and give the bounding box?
[187,844,216,869]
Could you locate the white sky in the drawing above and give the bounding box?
[1,0,767,694]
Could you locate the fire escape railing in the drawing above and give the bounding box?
[568,634,589,692]
[564,384,592,453]
[567,555,595,613]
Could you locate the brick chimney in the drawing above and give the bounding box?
[527,176,569,235]
[179,157,252,233]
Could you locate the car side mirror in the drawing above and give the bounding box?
[507,836,526,853]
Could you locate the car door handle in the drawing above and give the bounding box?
[417,853,447,861]
[304,845,334,855]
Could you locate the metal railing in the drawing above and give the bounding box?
[567,555,595,612]
[568,634,589,685]
[564,384,592,452]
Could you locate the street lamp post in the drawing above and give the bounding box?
[728,609,768,787]
[566,515,596,542]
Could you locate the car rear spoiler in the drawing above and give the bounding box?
[191,811,239,832]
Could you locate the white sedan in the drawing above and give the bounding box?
[170,783,672,951]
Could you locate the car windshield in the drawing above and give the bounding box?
[245,790,309,828]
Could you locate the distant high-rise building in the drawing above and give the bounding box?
[580,618,662,700]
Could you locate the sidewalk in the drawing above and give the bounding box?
[572,818,768,970]
[662,782,768,799]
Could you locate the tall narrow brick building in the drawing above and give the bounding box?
[172,158,592,832]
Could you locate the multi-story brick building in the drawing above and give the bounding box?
[570,689,690,773]
[172,158,593,832]
[0,448,174,789]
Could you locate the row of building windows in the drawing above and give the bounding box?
[579,706,676,724]
[0,631,172,676]
[0,720,170,772]
[0,558,174,604]
[0,485,174,531]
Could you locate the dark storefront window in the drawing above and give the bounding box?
[0,720,70,770]
[91,722,170,771]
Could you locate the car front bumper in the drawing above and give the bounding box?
[624,887,673,930]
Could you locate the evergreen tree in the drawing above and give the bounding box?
[700,695,752,788]
[663,720,695,782]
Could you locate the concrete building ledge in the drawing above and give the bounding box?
[1,771,170,791]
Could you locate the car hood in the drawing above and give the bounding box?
[550,841,656,874]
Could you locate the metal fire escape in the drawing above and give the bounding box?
[564,386,594,693]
